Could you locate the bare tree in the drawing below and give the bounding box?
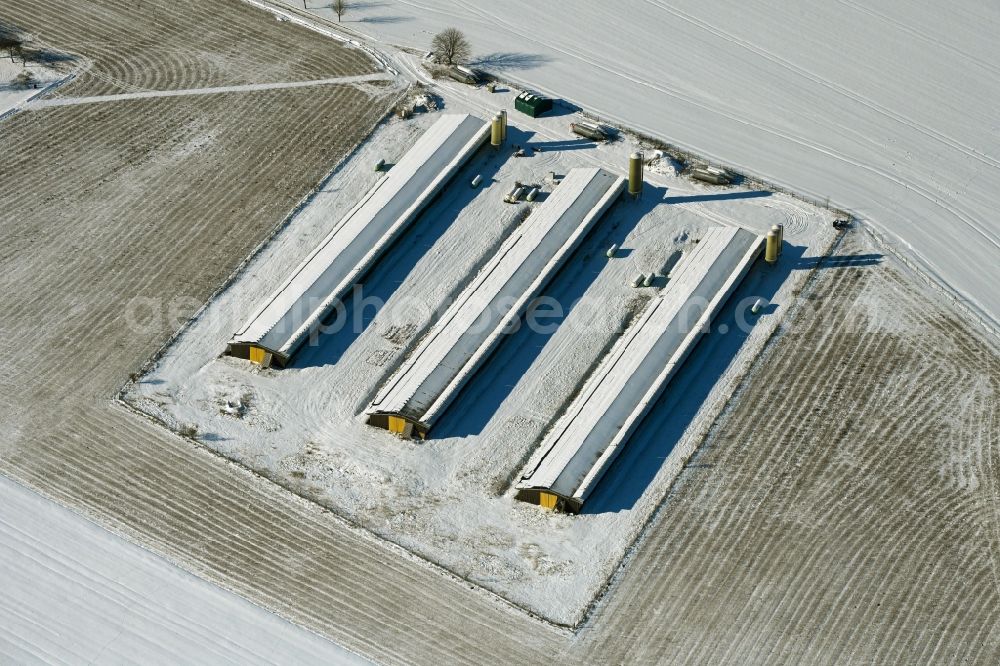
[332,0,347,22]
[7,44,25,64]
[431,27,471,65]
[0,28,22,63]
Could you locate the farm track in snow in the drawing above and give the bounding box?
[27,73,395,107]
[0,0,998,663]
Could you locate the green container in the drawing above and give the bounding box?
[515,91,553,117]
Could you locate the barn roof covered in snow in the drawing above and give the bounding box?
[516,225,764,511]
[227,113,489,365]
[366,167,625,437]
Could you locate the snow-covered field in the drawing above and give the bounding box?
[0,476,368,664]
[2,0,997,660]
[297,0,1000,334]
[126,82,838,625]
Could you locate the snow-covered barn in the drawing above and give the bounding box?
[227,113,490,368]
[366,167,625,437]
[516,226,764,512]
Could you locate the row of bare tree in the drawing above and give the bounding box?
[299,3,471,65]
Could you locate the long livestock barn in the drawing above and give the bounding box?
[366,168,626,438]
[516,226,764,512]
[227,114,490,368]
